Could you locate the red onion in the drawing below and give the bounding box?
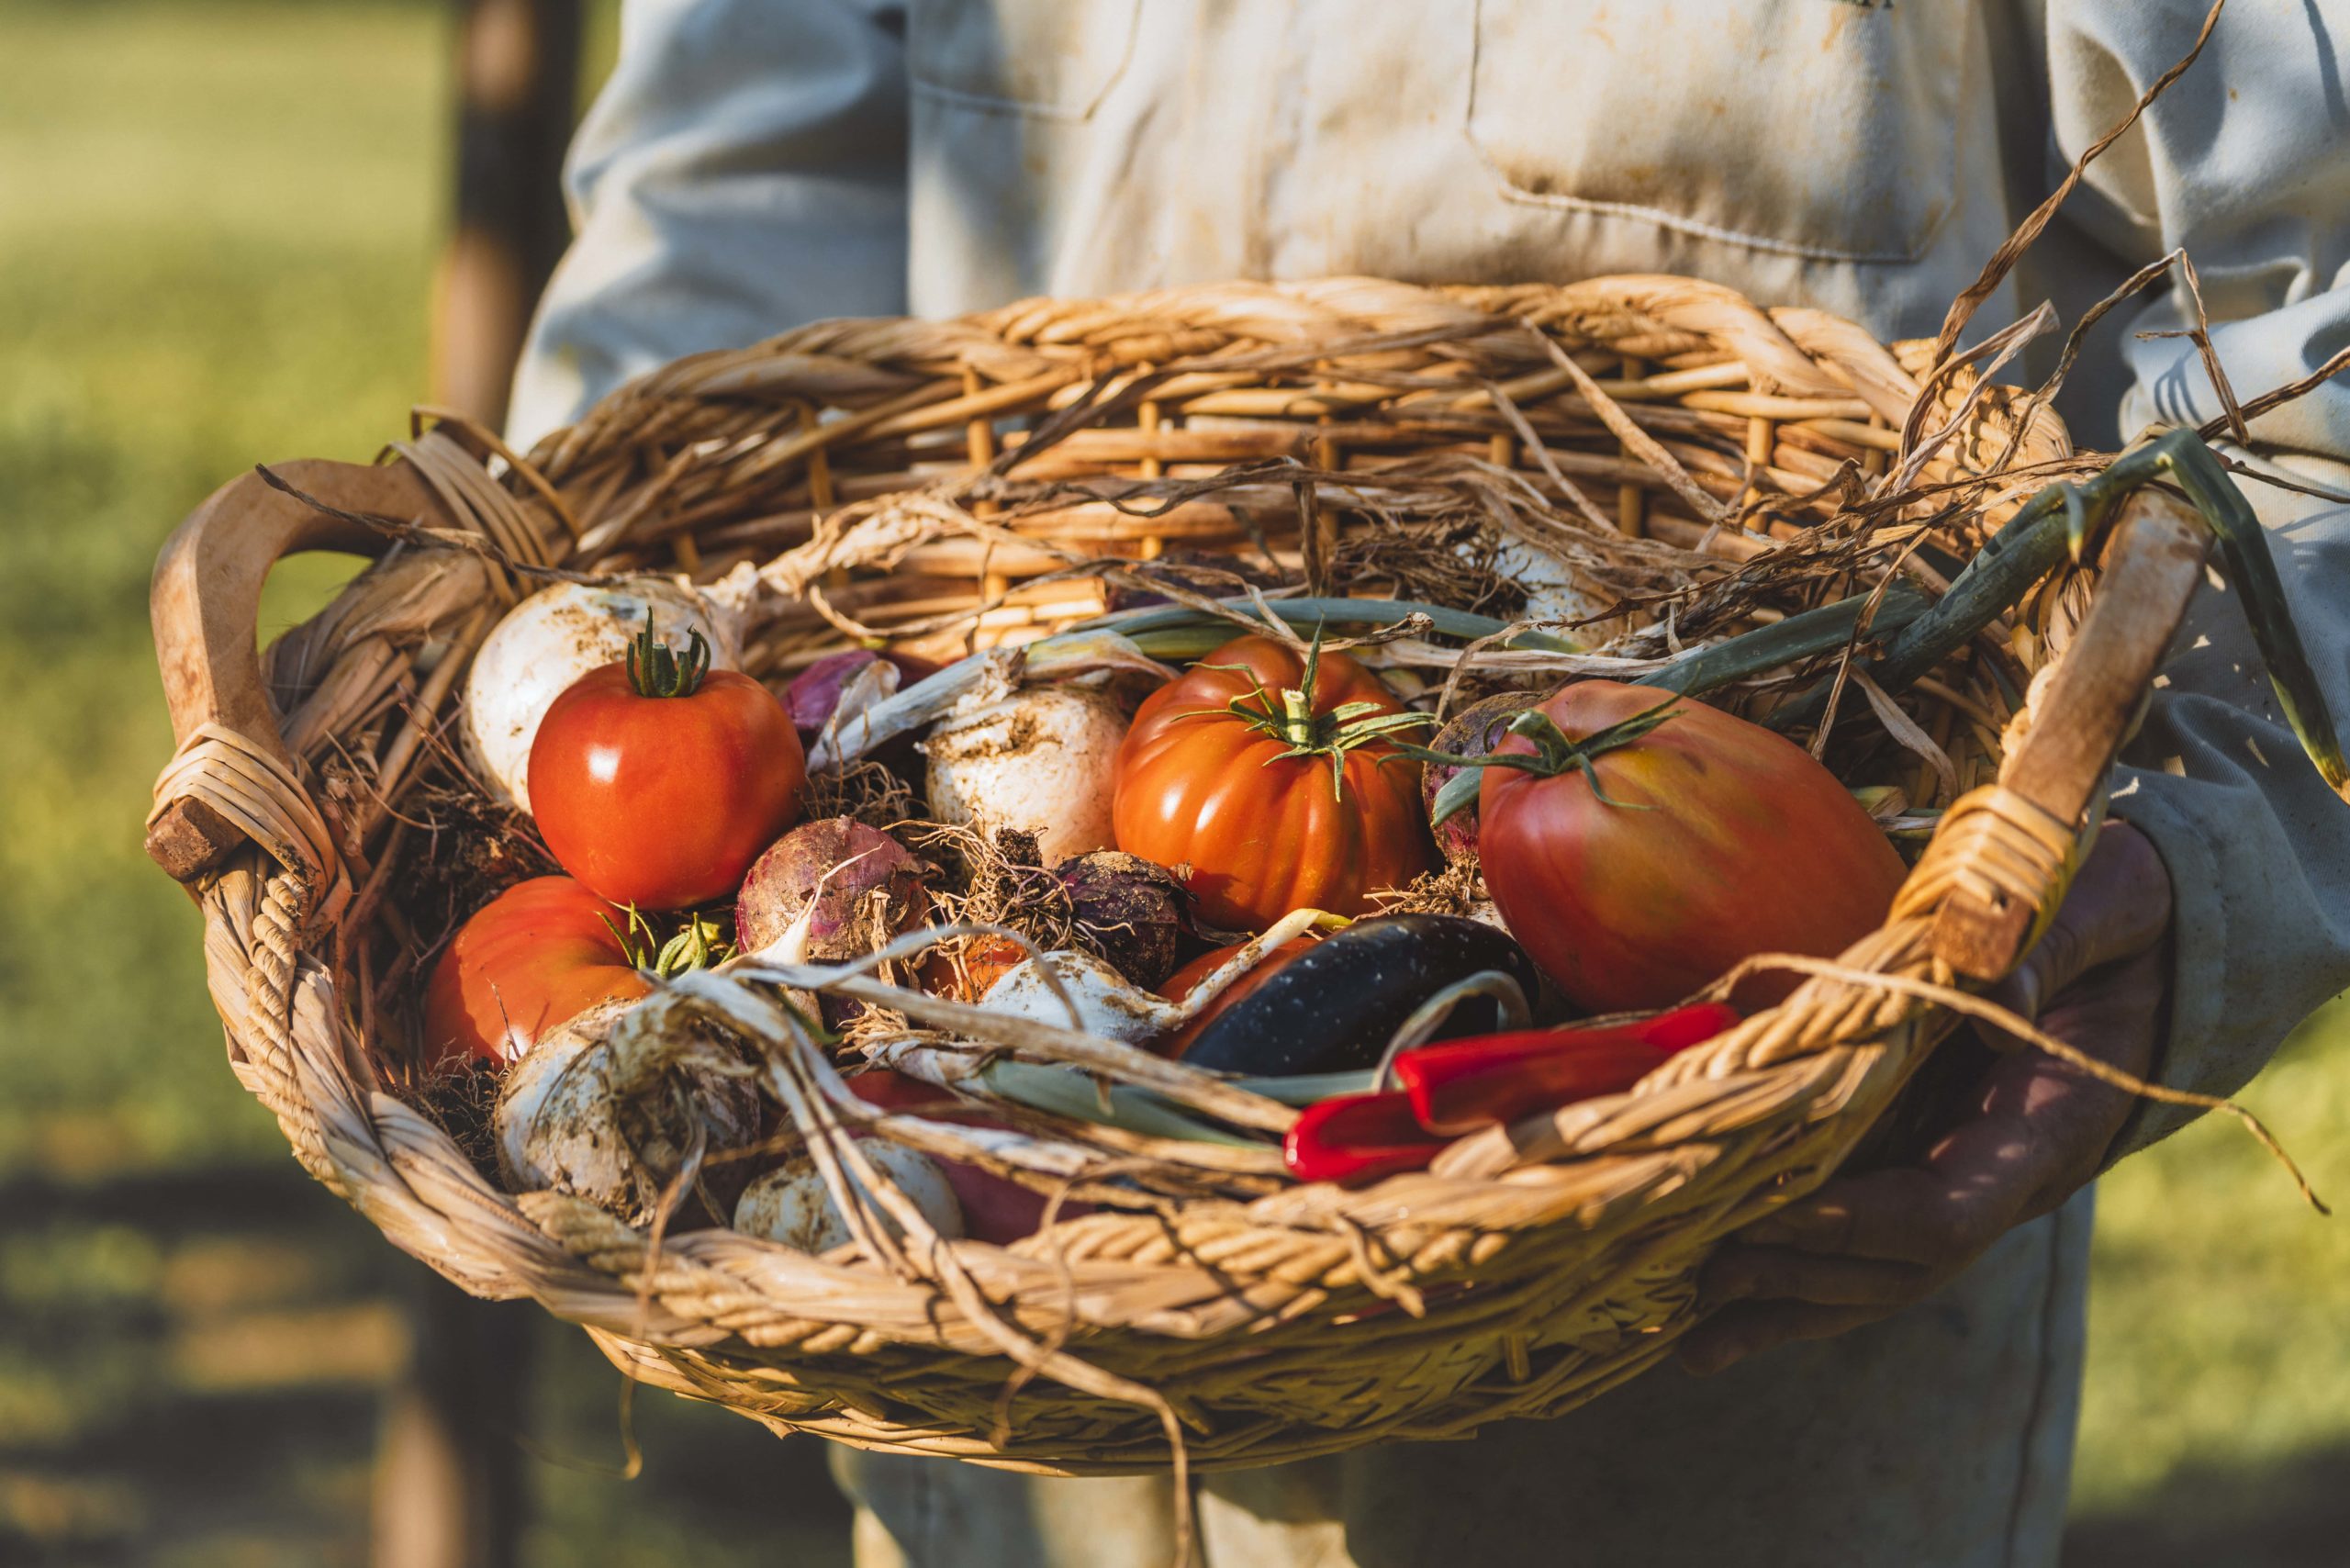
[785,649,939,747]
[1421,692,1541,863]
[1056,850,1188,987]
[736,818,926,961]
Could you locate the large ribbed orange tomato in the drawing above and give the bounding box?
[1476,680,1908,1012]
[1112,635,1435,930]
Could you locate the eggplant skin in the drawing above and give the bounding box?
[1180,915,1542,1076]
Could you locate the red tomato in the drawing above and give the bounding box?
[420,877,649,1071]
[528,626,806,910]
[1112,635,1435,930]
[1152,936,1319,1057]
[920,934,1031,1002]
[1477,681,1908,1012]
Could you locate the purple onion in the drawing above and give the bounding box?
[1055,850,1188,988]
[1421,692,1541,864]
[737,819,926,960]
[784,650,939,746]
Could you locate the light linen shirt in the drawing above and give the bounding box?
[512,5,2350,1564]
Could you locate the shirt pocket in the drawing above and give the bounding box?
[906,0,1142,120]
[1466,0,1966,263]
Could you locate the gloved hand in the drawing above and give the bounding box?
[1679,820,2173,1375]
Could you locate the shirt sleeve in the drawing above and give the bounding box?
[506,0,912,449]
[2042,0,2350,1157]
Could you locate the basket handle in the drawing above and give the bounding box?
[147,459,452,882]
[1928,486,2210,979]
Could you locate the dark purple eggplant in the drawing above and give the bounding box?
[1179,914,1541,1077]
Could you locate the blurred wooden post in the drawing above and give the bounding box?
[431,0,583,427]
[376,6,583,1568]
[374,1279,535,1568]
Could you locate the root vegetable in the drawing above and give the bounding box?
[1056,850,1187,988]
[921,686,1125,864]
[786,649,938,751]
[462,577,738,812]
[1420,693,1541,863]
[493,997,762,1226]
[733,1143,963,1253]
[974,947,1177,1046]
[736,819,926,962]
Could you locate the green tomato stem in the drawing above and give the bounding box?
[624,608,712,699]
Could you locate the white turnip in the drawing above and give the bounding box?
[921,685,1125,864]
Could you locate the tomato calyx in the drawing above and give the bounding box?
[599,903,734,978]
[1409,698,1681,823]
[1201,632,1434,800]
[623,609,712,700]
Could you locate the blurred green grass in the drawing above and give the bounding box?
[0,1,2341,1562]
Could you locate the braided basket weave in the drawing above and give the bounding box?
[148,274,2216,1474]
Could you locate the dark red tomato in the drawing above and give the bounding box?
[1151,935,1320,1057]
[1112,635,1435,931]
[1477,680,1908,1012]
[420,877,649,1072]
[528,622,806,910]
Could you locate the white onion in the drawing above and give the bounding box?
[462,577,740,812]
[493,996,761,1226]
[920,685,1125,863]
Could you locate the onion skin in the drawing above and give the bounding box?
[1057,850,1188,988]
[735,819,926,961]
[976,948,1179,1045]
[786,650,940,747]
[1420,692,1541,864]
[493,998,761,1227]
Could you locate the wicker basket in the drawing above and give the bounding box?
[147,274,2228,1476]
